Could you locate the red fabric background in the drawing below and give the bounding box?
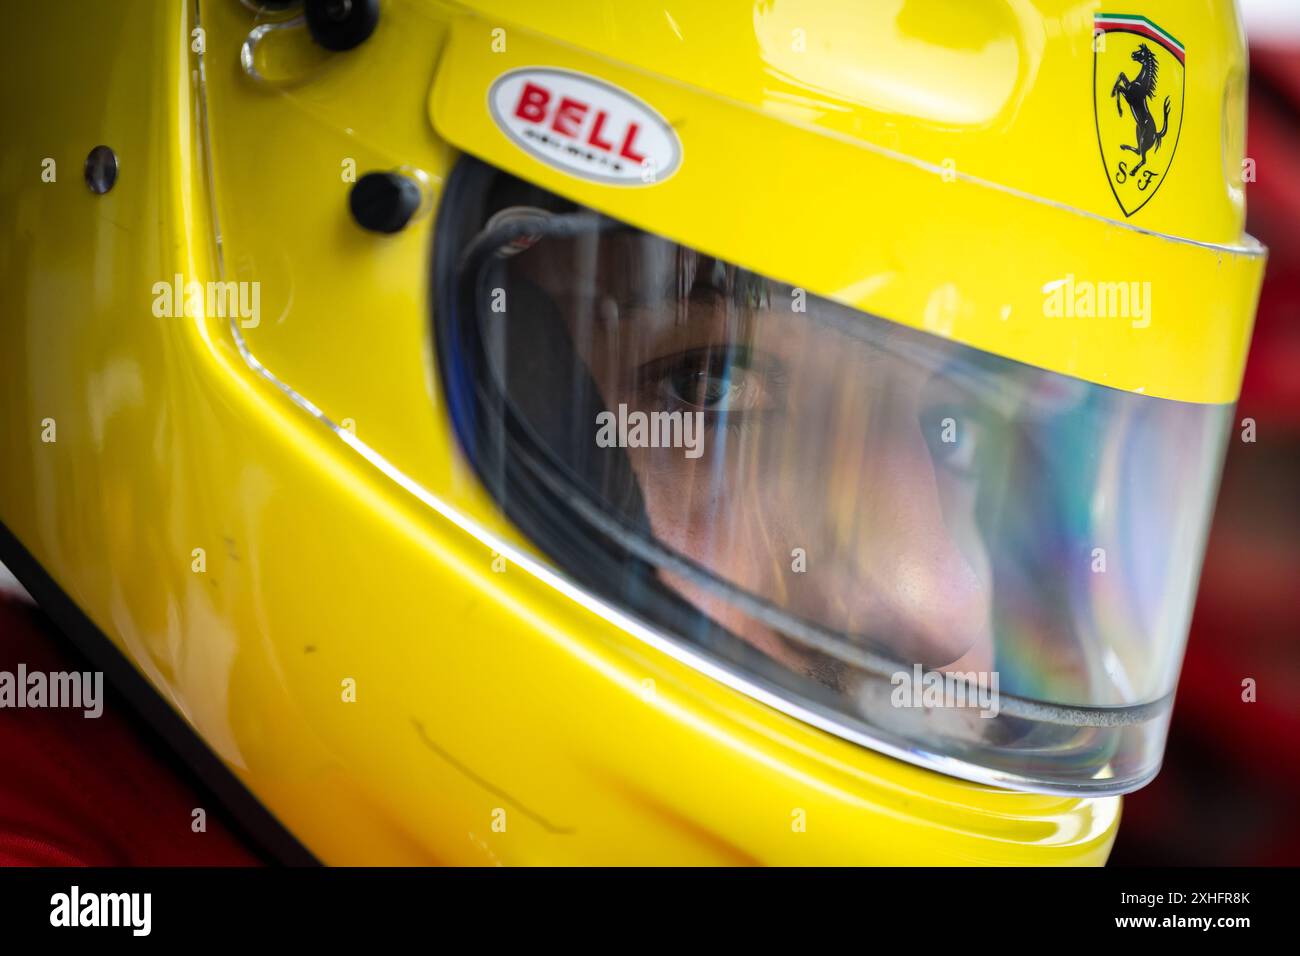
[1106,44,1300,866]
[0,595,259,866]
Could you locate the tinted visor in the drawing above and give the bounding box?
[436,160,1232,794]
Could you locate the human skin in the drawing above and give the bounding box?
[516,229,996,687]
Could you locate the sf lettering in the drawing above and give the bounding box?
[1115,161,1158,190]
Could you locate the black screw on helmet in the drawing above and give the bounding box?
[84,145,119,195]
[304,0,379,51]
[349,171,423,234]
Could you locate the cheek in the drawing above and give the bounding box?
[635,452,794,604]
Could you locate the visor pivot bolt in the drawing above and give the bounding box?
[305,0,378,51]
[84,145,118,195]
[349,171,422,234]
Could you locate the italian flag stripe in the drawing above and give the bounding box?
[1096,13,1185,63]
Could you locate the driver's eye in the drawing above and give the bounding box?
[923,406,986,478]
[667,354,747,410]
[639,347,785,419]
[935,420,981,474]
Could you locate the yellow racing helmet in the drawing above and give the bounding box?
[0,0,1265,865]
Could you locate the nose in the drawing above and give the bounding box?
[786,391,994,673]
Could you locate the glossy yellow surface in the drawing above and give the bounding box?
[9,0,1276,864]
[431,0,1264,404]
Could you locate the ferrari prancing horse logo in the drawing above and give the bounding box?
[1093,14,1185,217]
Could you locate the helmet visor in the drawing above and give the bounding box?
[438,163,1232,794]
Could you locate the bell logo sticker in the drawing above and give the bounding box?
[1093,14,1185,216]
[489,67,682,186]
